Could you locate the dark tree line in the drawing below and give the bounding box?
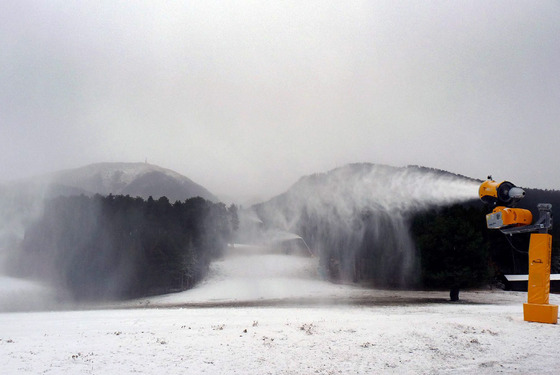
[14,194,238,300]
[410,204,492,300]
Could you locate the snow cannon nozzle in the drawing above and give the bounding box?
[508,187,525,200]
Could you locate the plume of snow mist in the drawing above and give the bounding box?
[255,164,480,287]
[0,181,49,274]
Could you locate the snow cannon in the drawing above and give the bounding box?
[479,176,557,324]
[479,177,532,229]
[479,177,525,207]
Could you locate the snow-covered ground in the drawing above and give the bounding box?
[2,245,559,374]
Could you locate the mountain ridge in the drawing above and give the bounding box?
[3,162,218,203]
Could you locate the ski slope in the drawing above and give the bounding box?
[1,246,559,374]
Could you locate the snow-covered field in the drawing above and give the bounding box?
[2,246,559,374]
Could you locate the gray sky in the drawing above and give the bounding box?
[1,1,559,203]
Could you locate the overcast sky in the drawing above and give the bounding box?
[1,1,559,203]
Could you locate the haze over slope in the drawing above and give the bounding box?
[255,164,480,233]
[37,162,218,202]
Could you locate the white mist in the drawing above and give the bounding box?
[256,164,480,287]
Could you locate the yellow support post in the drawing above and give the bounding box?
[523,233,558,324]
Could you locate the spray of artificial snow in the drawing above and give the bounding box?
[255,164,480,287]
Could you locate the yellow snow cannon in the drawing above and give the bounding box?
[479,177,557,324]
[479,178,526,207]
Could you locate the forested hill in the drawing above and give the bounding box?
[10,194,238,300]
[0,162,219,253]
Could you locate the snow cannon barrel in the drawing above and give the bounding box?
[479,179,525,207]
